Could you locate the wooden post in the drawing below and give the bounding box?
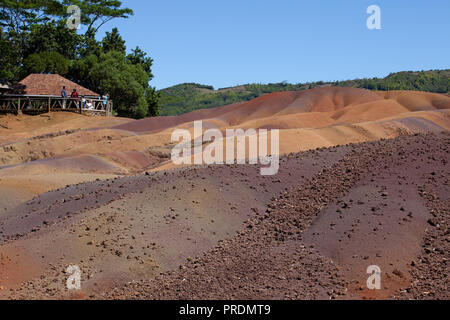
[48,97,51,113]
[18,98,22,114]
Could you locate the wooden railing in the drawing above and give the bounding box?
[0,95,113,116]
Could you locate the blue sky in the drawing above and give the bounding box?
[96,0,450,90]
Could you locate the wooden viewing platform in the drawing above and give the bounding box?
[0,95,113,116]
[0,74,113,117]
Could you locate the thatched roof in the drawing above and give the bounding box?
[13,74,99,97]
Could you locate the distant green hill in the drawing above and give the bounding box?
[158,70,450,116]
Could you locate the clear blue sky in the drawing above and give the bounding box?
[97,0,450,90]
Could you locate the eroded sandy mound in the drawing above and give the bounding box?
[0,113,133,144]
[377,91,450,111]
[1,87,449,207]
[114,87,450,133]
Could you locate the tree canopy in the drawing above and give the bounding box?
[62,0,133,35]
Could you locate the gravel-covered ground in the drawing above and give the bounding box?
[2,132,449,300]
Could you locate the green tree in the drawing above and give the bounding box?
[126,46,160,116]
[79,28,102,57]
[24,20,81,59]
[145,87,160,117]
[61,0,133,35]
[127,47,154,78]
[0,26,19,80]
[102,27,125,54]
[70,51,156,118]
[0,0,62,81]
[0,0,63,33]
[23,51,70,75]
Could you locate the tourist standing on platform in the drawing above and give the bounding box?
[102,94,109,110]
[71,89,79,108]
[61,86,68,109]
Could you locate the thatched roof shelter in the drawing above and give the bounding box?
[13,74,99,97]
